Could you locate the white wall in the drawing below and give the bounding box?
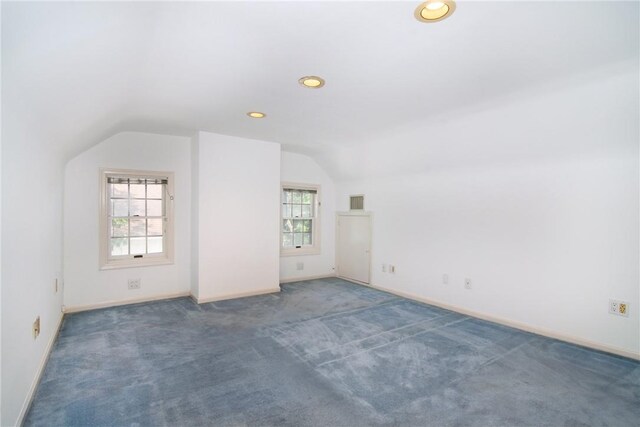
[190,133,200,300]
[1,128,65,426]
[280,151,336,281]
[63,132,192,310]
[336,64,639,357]
[1,5,3,419]
[2,6,67,423]
[193,131,280,301]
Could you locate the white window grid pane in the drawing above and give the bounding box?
[282,191,315,219]
[282,220,314,248]
[108,178,166,257]
[281,189,317,248]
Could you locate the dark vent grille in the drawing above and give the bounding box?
[350,195,364,210]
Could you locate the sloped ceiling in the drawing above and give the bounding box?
[3,1,638,179]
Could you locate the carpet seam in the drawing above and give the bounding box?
[314,316,471,368]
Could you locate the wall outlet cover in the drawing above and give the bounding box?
[443,274,449,285]
[609,300,619,314]
[464,278,472,289]
[128,279,141,290]
[33,316,41,339]
[610,299,629,317]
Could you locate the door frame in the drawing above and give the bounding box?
[335,211,373,285]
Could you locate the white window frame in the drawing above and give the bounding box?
[99,168,175,270]
[280,182,321,257]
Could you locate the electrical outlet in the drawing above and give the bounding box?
[464,278,472,290]
[389,265,396,274]
[609,299,629,317]
[443,274,449,285]
[128,279,141,290]
[296,262,304,271]
[609,300,618,314]
[55,271,62,294]
[382,264,387,273]
[33,316,40,339]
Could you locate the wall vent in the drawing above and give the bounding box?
[350,195,364,210]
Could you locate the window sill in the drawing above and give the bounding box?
[100,257,174,270]
[280,248,321,257]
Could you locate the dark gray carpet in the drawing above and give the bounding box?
[26,278,640,426]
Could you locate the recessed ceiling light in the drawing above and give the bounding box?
[298,76,325,89]
[415,0,456,23]
[247,112,266,118]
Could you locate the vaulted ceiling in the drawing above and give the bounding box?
[3,1,638,178]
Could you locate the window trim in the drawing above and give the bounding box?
[280,182,321,257]
[99,168,175,270]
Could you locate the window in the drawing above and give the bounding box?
[100,169,174,269]
[281,183,320,256]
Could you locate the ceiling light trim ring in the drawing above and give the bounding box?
[298,76,326,89]
[414,0,456,23]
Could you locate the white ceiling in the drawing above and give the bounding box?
[3,1,638,177]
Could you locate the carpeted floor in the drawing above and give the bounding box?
[26,278,640,426]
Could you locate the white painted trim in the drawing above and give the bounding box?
[280,182,321,257]
[337,276,371,287]
[195,287,281,304]
[335,210,374,217]
[335,211,374,285]
[99,168,175,270]
[364,282,640,361]
[16,311,64,427]
[63,291,191,314]
[279,273,336,284]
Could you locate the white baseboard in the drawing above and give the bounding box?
[16,310,65,426]
[336,276,369,286]
[365,282,640,361]
[195,287,281,304]
[280,273,336,284]
[63,291,191,314]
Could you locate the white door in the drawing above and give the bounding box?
[337,214,371,284]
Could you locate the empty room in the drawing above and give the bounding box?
[1,1,639,426]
